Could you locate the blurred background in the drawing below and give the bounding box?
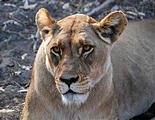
[0,0,154,119]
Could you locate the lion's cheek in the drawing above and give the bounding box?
[89,67,104,86]
[46,55,55,76]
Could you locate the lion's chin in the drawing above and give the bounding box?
[61,92,89,106]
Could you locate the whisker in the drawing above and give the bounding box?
[73,86,89,90]
[75,80,90,86]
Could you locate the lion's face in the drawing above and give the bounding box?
[36,9,127,105]
[44,22,109,105]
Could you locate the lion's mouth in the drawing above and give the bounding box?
[56,80,90,105]
[63,89,84,95]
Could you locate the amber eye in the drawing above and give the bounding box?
[82,45,93,55]
[83,45,91,51]
[51,46,61,55]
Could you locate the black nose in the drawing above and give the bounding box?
[60,75,79,87]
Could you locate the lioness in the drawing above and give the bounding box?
[21,8,155,120]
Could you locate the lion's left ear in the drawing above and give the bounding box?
[92,11,128,44]
[35,8,58,41]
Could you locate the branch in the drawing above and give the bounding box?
[86,0,115,16]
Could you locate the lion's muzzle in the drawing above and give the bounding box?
[55,74,90,105]
[59,74,79,95]
[60,74,79,88]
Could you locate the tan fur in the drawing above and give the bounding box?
[21,8,155,120]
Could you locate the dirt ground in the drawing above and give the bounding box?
[0,0,155,120]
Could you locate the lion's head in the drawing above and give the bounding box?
[35,8,127,105]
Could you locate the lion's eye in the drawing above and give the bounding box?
[42,29,49,34]
[51,46,61,56]
[82,45,93,55]
[83,45,91,51]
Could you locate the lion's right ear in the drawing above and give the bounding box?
[92,11,128,44]
[36,8,58,40]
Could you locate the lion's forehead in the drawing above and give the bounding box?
[54,32,90,47]
[58,14,89,26]
[57,14,95,33]
[49,14,98,47]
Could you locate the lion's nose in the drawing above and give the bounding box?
[60,75,79,87]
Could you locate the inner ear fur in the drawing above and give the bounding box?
[35,8,58,40]
[92,11,128,44]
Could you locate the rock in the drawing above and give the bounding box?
[18,89,28,93]
[28,0,36,3]
[4,3,16,7]
[83,2,93,12]
[85,2,93,8]
[84,7,89,12]
[14,71,22,76]
[20,65,32,71]
[126,14,136,20]
[20,0,37,10]
[21,53,28,60]
[0,86,5,92]
[126,11,138,17]
[138,12,145,16]
[0,109,14,113]
[62,3,70,10]
[7,62,14,67]
[13,97,19,103]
